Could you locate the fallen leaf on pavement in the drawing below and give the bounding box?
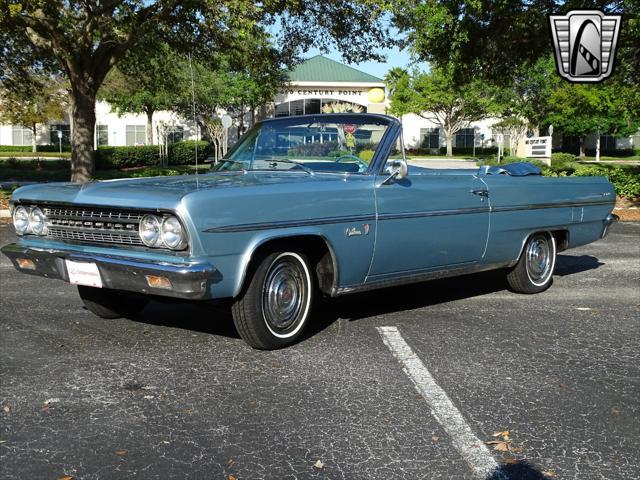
[611,408,620,416]
[228,476,237,480]
[2,406,9,413]
[542,469,557,477]
[115,449,128,456]
[431,435,439,443]
[505,457,519,465]
[57,476,74,480]
[313,460,324,470]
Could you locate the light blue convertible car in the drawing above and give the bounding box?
[2,114,617,349]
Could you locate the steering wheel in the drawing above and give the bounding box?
[335,154,368,171]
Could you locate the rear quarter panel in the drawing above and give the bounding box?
[482,175,615,264]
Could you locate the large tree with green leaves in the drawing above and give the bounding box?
[387,67,499,156]
[393,1,636,85]
[0,0,394,183]
[547,82,640,157]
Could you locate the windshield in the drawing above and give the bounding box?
[213,116,390,174]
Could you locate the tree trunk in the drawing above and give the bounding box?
[579,136,586,157]
[445,132,453,157]
[31,123,37,153]
[70,84,97,183]
[146,109,154,145]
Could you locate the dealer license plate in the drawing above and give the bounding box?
[65,260,103,288]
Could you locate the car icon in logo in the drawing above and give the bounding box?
[549,10,622,83]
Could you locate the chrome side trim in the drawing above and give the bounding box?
[205,200,613,234]
[205,214,377,233]
[378,207,490,220]
[491,200,613,213]
[333,261,511,296]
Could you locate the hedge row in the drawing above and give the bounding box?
[95,141,211,169]
[0,144,72,152]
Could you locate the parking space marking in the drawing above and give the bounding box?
[377,326,503,479]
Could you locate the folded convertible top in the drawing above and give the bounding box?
[482,162,542,176]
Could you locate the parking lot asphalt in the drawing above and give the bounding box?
[1,221,639,480]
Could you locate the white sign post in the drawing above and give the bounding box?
[221,115,232,155]
[524,136,552,165]
[57,130,63,154]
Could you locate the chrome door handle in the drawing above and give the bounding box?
[470,189,489,197]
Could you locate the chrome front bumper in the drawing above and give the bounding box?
[1,243,216,300]
[601,213,619,238]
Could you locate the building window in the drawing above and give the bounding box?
[273,99,366,118]
[96,124,109,146]
[12,125,33,146]
[49,124,71,145]
[600,135,618,150]
[455,128,475,148]
[304,99,321,115]
[274,103,290,117]
[126,125,146,146]
[420,128,440,149]
[167,126,184,144]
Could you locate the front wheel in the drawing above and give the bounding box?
[78,286,149,319]
[506,233,557,294]
[232,251,314,349]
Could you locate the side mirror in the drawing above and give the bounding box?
[382,159,408,185]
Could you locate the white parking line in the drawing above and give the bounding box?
[377,326,504,479]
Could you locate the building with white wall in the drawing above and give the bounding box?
[1,54,637,154]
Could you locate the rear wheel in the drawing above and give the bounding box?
[78,286,149,319]
[232,251,314,349]
[506,233,557,294]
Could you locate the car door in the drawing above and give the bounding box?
[367,169,490,280]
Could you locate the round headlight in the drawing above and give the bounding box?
[13,206,30,235]
[139,214,161,247]
[161,216,185,249]
[28,207,47,235]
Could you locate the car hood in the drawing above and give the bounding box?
[10,171,339,210]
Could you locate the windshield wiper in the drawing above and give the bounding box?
[215,159,248,172]
[264,158,314,175]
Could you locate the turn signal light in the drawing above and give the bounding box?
[145,275,172,290]
[16,258,36,270]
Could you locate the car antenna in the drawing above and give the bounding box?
[188,52,199,189]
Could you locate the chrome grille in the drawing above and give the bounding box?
[41,205,144,246]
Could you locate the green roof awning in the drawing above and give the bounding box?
[288,55,383,83]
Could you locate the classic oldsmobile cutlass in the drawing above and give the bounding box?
[2,114,618,349]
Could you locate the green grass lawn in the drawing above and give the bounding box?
[0,163,211,183]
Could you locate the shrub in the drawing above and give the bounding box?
[130,167,183,177]
[0,145,32,152]
[95,145,159,169]
[358,149,375,164]
[551,152,577,164]
[327,149,351,158]
[574,164,640,199]
[168,141,211,165]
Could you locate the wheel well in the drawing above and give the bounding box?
[247,235,337,296]
[550,229,569,252]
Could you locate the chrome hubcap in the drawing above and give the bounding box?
[526,235,552,283]
[262,256,307,333]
